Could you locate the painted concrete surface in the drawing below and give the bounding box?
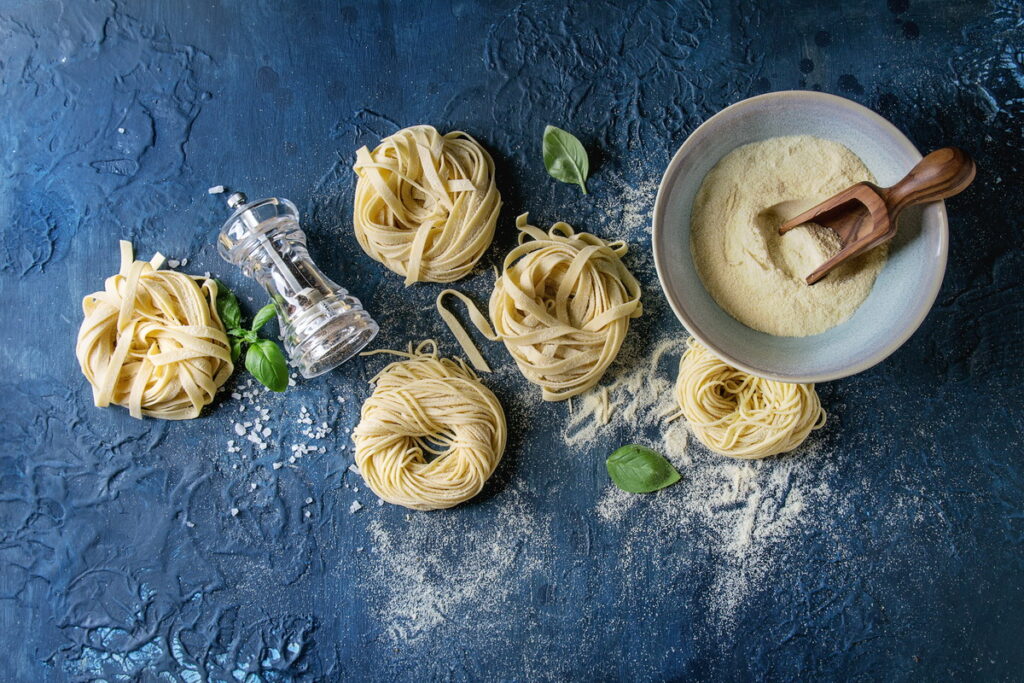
[0,1,1022,680]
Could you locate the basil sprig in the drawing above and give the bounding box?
[214,281,289,392]
[542,125,590,194]
[606,444,680,493]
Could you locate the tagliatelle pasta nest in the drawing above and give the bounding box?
[76,241,233,420]
[352,124,502,285]
[437,213,643,401]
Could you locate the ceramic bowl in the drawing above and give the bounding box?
[652,90,946,383]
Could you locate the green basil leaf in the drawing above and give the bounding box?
[251,303,278,332]
[230,337,243,363]
[543,124,589,194]
[245,339,289,392]
[213,279,242,330]
[239,329,259,345]
[606,444,680,493]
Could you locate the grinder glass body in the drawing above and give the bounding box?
[216,191,378,378]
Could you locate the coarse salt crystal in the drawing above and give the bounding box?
[233,423,245,436]
[272,462,283,470]
[230,508,239,516]
[349,501,363,513]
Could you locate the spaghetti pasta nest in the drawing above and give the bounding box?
[353,341,507,510]
[438,213,642,402]
[673,338,825,459]
[76,241,233,420]
[353,124,502,285]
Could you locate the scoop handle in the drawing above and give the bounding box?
[884,147,976,215]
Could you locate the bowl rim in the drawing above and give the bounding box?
[651,90,949,383]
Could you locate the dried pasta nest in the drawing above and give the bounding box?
[353,125,502,285]
[437,213,643,401]
[353,342,507,510]
[76,241,233,420]
[673,338,826,459]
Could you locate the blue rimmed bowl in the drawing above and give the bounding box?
[652,90,946,383]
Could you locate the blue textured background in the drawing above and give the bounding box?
[1,1,1022,680]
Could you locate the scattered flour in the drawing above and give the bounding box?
[591,173,661,241]
[361,484,549,644]
[596,438,836,634]
[562,326,837,635]
[564,336,689,464]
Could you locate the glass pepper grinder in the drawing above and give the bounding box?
[214,189,378,378]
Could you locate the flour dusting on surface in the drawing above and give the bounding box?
[596,438,837,633]
[554,321,840,634]
[591,173,661,240]
[362,484,550,643]
[563,337,687,457]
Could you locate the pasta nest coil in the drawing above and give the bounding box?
[438,213,643,402]
[76,241,233,420]
[353,341,507,510]
[353,124,502,285]
[673,338,826,459]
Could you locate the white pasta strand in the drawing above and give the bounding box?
[353,341,506,510]
[672,338,825,459]
[436,213,642,402]
[353,125,502,285]
[76,241,233,420]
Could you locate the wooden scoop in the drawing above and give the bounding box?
[779,147,976,285]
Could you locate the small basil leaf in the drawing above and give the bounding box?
[229,338,243,363]
[543,124,589,194]
[245,339,289,392]
[239,329,259,345]
[251,303,277,332]
[606,444,680,493]
[213,279,242,330]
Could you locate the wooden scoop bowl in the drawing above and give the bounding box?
[779,147,976,285]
